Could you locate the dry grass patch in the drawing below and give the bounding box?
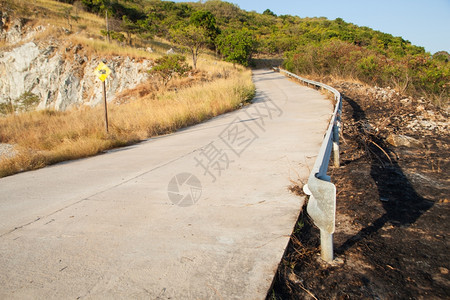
[68,35,162,59]
[8,0,173,57]
[31,0,104,35]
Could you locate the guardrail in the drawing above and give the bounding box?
[278,68,342,262]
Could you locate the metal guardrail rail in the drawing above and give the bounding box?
[278,68,342,262]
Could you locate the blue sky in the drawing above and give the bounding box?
[172,0,450,54]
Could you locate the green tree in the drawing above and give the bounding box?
[170,25,209,69]
[433,51,450,63]
[81,0,109,14]
[121,15,139,45]
[216,29,255,66]
[15,91,40,112]
[190,10,220,48]
[150,54,191,86]
[262,9,276,17]
[136,17,156,40]
[203,0,241,24]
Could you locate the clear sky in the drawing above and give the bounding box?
[172,0,450,54]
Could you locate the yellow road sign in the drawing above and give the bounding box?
[94,62,111,82]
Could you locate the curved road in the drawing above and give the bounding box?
[0,69,332,299]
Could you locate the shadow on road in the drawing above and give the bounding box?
[252,58,283,69]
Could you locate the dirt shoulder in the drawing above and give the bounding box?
[268,82,449,299]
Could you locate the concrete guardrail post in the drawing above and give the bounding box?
[303,177,336,262]
[332,123,340,168]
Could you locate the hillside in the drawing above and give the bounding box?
[1,0,448,107]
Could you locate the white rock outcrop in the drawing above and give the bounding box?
[0,26,153,111]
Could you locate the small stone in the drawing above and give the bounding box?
[386,134,425,148]
[0,143,17,160]
[439,267,449,275]
[400,98,410,105]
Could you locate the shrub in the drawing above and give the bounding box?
[216,28,255,66]
[101,30,125,43]
[0,100,14,115]
[150,54,192,86]
[15,92,40,112]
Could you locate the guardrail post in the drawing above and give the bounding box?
[332,123,340,168]
[320,229,333,262]
[304,178,336,263]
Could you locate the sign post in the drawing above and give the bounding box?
[94,62,111,133]
[102,80,108,133]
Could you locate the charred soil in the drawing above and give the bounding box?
[269,82,449,299]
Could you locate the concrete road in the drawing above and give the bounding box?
[0,69,332,299]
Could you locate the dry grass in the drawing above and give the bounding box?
[0,67,254,177]
[31,0,105,36]
[3,0,184,58]
[6,0,223,61]
[68,35,162,59]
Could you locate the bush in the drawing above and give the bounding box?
[0,100,14,115]
[101,30,125,43]
[15,92,40,112]
[216,28,255,66]
[150,54,192,86]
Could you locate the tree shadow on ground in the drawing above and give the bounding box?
[336,96,434,254]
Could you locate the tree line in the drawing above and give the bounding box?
[54,0,449,102]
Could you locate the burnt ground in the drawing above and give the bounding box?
[268,82,449,299]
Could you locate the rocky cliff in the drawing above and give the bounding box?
[0,22,153,111]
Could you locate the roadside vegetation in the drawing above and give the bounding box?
[284,39,449,107]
